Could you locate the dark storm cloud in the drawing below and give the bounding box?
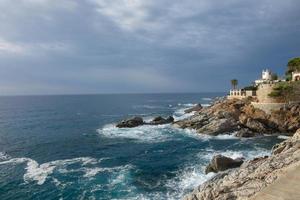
[0,0,300,95]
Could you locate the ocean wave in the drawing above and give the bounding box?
[0,152,10,160]
[133,105,164,109]
[277,135,290,140]
[0,155,126,185]
[165,164,215,199]
[201,98,212,101]
[98,124,173,143]
[200,148,270,161]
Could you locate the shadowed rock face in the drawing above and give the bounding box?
[184,104,203,113]
[116,116,174,128]
[205,155,244,174]
[148,116,174,125]
[174,98,300,137]
[184,129,300,200]
[116,117,144,128]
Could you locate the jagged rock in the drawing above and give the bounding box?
[196,118,238,135]
[234,128,258,138]
[243,118,268,133]
[205,155,244,174]
[174,97,300,137]
[184,129,300,200]
[184,104,203,113]
[116,117,144,128]
[148,116,174,125]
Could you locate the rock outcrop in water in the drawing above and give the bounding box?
[205,155,244,174]
[116,117,144,128]
[148,116,174,125]
[116,116,174,128]
[184,128,300,200]
[174,97,300,137]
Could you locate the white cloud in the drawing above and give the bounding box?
[91,0,152,31]
[0,39,25,54]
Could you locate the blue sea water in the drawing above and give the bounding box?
[0,93,284,200]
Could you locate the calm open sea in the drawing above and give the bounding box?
[0,93,283,200]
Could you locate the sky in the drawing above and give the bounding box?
[0,0,300,95]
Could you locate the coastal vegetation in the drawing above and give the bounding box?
[286,57,300,76]
[268,57,300,102]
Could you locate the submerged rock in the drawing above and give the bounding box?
[148,116,174,125]
[184,104,203,113]
[116,117,144,128]
[205,155,244,174]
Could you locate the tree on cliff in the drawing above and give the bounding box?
[231,79,238,89]
[286,57,300,80]
[271,73,278,81]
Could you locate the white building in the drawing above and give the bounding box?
[228,89,256,99]
[255,69,272,85]
[292,71,300,81]
[262,69,272,80]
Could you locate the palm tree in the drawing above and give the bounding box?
[231,79,238,89]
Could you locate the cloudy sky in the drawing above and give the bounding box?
[0,0,300,95]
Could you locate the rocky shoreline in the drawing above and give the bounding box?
[177,97,300,200]
[115,97,300,200]
[174,97,300,137]
[184,128,300,200]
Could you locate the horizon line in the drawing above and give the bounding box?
[0,91,226,97]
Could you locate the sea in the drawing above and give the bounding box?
[0,93,284,200]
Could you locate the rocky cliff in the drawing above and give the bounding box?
[174,97,300,137]
[184,128,300,200]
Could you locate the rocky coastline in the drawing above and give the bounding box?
[174,97,300,137]
[184,128,300,200]
[176,97,300,200]
[116,97,300,200]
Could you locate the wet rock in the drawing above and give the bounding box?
[184,104,203,113]
[148,116,174,125]
[196,118,238,136]
[205,155,244,174]
[116,117,144,128]
[234,128,258,138]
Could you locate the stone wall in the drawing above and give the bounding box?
[256,84,283,103]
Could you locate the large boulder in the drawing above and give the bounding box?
[116,117,144,128]
[205,155,244,174]
[148,116,174,125]
[197,118,238,135]
[184,104,203,113]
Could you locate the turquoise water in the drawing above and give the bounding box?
[0,94,283,200]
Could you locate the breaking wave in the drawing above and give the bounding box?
[0,154,132,186]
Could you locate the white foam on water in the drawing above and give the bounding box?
[164,164,215,200]
[173,107,195,121]
[133,105,163,109]
[201,148,270,161]
[278,135,290,140]
[0,155,108,185]
[201,104,211,107]
[0,152,10,160]
[202,98,212,101]
[182,103,197,107]
[98,124,173,143]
